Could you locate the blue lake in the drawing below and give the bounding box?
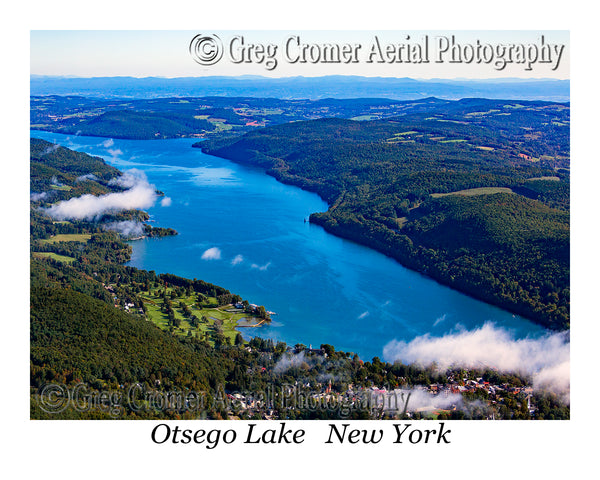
[31,131,547,360]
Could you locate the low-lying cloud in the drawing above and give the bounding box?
[102,220,146,238]
[75,173,99,183]
[31,191,53,202]
[42,144,60,155]
[379,388,493,418]
[383,323,570,402]
[108,170,144,189]
[394,388,462,413]
[274,351,312,374]
[44,170,157,221]
[160,196,172,207]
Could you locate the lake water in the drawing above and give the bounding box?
[31,131,547,360]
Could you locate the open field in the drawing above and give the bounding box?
[465,109,501,117]
[394,131,418,136]
[351,115,379,121]
[395,216,408,229]
[39,233,92,244]
[431,187,514,198]
[237,107,284,116]
[32,252,75,263]
[207,119,233,132]
[424,118,469,124]
[526,176,560,182]
[50,184,72,191]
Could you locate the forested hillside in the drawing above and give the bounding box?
[201,101,570,329]
[60,110,216,139]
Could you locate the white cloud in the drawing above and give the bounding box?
[102,220,146,237]
[75,173,99,183]
[433,313,447,327]
[251,261,271,271]
[30,191,52,202]
[108,170,144,189]
[383,322,570,401]
[44,170,157,221]
[395,388,462,413]
[42,144,60,155]
[201,247,222,260]
[160,196,172,207]
[358,311,370,319]
[273,351,314,374]
[107,148,122,158]
[231,254,244,265]
[101,138,114,148]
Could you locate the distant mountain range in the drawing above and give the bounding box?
[30,75,570,102]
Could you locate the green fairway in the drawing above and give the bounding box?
[137,288,259,346]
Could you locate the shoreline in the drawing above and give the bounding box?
[200,144,567,333]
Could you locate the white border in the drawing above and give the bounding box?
[5,1,597,478]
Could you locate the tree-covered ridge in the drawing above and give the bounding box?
[30,137,121,196]
[201,114,570,330]
[61,110,216,140]
[31,95,570,153]
[400,194,568,324]
[31,138,119,177]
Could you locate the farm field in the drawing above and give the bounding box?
[39,233,92,244]
[32,251,75,263]
[430,187,515,198]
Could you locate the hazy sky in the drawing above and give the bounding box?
[30,30,569,79]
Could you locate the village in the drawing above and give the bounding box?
[221,379,537,420]
[218,345,538,420]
